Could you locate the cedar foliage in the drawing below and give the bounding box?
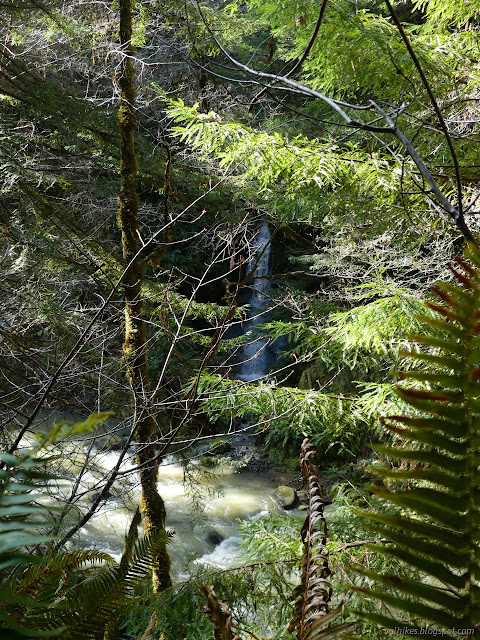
[353,245,480,635]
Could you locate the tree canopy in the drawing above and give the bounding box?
[0,0,479,638]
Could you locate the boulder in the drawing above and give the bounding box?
[205,530,225,547]
[273,485,297,509]
[208,439,232,455]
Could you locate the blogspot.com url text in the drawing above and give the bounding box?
[385,628,475,637]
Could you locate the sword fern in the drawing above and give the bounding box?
[353,247,480,635]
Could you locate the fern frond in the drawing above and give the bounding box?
[124,531,170,586]
[0,451,58,570]
[0,416,117,639]
[2,548,115,605]
[289,439,357,639]
[53,532,168,639]
[2,529,167,639]
[0,449,67,638]
[353,244,480,634]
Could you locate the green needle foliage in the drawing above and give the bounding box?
[166,98,409,232]
[353,245,480,636]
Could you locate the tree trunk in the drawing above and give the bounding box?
[117,0,171,592]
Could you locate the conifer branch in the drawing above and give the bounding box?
[249,0,330,110]
[193,1,475,242]
[384,0,464,222]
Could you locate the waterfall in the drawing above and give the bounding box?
[236,221,273,382]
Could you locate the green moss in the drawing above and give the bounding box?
[201,456,218,468]
[268,449,299,472]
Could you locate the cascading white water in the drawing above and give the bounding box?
[29,417,297,582]
[57,452,294,581]
[28,226,294,582]
[237,221,273,382]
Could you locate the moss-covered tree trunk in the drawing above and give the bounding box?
[117,0,171,592]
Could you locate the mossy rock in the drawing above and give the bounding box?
[201,456,218,468]
[207,439,232,455]
[269,450,299,471]
[273,485,297,509]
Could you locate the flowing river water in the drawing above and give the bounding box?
[36,220,296,581]
[72,450,299,581]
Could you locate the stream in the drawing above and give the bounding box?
[39,220,294,581]
[73,451,300,581]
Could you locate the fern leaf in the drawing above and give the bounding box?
[353,244,480,633]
